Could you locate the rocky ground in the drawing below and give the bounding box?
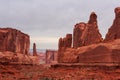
[0,63,120,80]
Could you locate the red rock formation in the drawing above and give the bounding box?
[58,34,72,62]
[73,12,103,48]
[73,22,86,48]
[61,39,120,63]
[105,7,120,41]
[46,50,57,64]
[33,43,37,56]
[0,28,30,55]
[58,34,72,50]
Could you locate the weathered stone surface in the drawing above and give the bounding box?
[58,34,72,62]
[0,51,39,64]
[61,39,120,63]
[73,22,86,48]
[105,7,120,41]
[46,50,57,64]
[33,43,37,56]
[58,34,72,49]
[73,12,103,48]
[0,28,39,64]
[0,28,30,55]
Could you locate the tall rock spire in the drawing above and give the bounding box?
[73,12,103,48]
[33,43,37,56]
[88,12,97,24]
[105,7,120,41]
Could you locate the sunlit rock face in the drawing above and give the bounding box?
[0,28,30,55]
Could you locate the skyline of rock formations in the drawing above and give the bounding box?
[59,7,120,49]
[58,7,120,63]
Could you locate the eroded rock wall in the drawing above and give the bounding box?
[73,12,103,48]
[0,28,30,55]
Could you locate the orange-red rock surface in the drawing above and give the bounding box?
[0,64,120,80]
[46,50,57,64]
[61,39,120,63]
[0,28,30,55]
[105,7,120,41]
[58,7,120,63]
[1,7,120,80]
[33,43,37,56]
[73,12,103,48]
[0,28,39,64]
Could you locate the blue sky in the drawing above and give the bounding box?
[0,0,120,49]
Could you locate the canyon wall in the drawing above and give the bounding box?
[0,28,30,55]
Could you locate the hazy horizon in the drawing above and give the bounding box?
[0,0,120,49]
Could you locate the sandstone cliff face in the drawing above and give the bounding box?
[73,12,103,48]
[0,28,40,64]
[105,7,120,41]
[46,50,57,64]
[0,28,30,55]
[58,34,72,62]
[61,39,120,63]
[58,34,72,49]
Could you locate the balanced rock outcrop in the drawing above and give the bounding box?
[0,28,30,55]
[73,12,103,48]
[105,7,120,41]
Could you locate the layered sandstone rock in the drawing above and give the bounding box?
[73,12,103,48]
[33,43,37,56]
[46,50,57,64]
[0,28,30,55]
[105,7,120,41]
[61,39,120,63]
[58,34,72,62]
[0,28,39,64]
[58,34,72,49]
